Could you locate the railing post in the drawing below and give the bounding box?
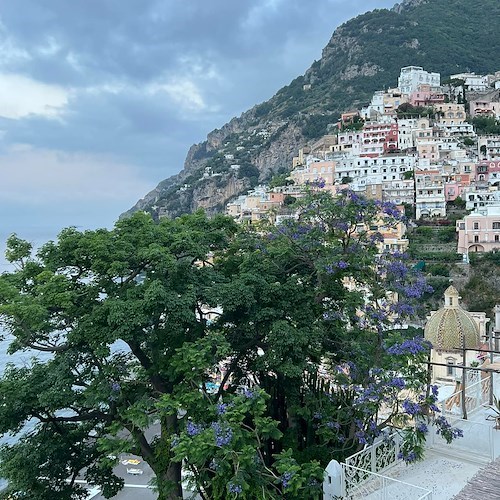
[382,475,387,500]
[371,441,377,472]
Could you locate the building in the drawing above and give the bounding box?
[290,159,336,187]
[456,204,500,254]
[450,72,489,91]
[334,154,415,188]
[361,122,399,156]
[478,136,500,160]
[424,286,488,384]
[415,167,446,218]
[398,66,440,94]
[464,188,500,210]
[469,99,500,120]
[382,179,415,205]
[409,84,445,107]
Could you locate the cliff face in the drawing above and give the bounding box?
[126,0,500,219]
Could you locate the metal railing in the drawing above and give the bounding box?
[441,378,490,417]
[344,431,401,476]
[342,464,433,499]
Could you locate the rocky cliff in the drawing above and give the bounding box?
[126,0,500,219]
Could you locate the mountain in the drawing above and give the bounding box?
[125,0,500,219]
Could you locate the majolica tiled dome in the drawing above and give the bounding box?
[424,285,480,351]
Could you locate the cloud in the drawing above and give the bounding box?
[0,73,68,119]
[0,0,397,248]
[0,145,152,204]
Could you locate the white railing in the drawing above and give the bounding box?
[427,417,495,462]
[441,378,490,417]
[342,464,432,499]
[344,431,401,476]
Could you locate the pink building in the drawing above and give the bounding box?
[456,205,500,255]
[409,84,445,107]
[361,123,398,157]
[470,100,500,120]
[474,160,500,186]
[444,173,472,201]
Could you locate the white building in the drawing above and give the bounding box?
[450,72,489,91]
[464,189,500,211]
[478,136,500,160]
[398,66,440,94]
[334,154,415,187]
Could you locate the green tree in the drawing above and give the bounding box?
[0,212,238,500]
[0,192,462,499]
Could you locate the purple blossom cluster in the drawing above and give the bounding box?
[386,338,431,356]
[334,221,349,232]
[385,260,409,280]
[228,483,243,494]
[186,421,204,437]
[323,311,342,321]
[398,450,418,463]
[325,260,349,273]
[110,382,121,392]
[390,302,415,316]
[402,399,421,417]
[281,471,294,488]
[212,422,233,447]
[388,377,406,390]
[326,421,341,430]
[311,177,326,188]
[242,387,255,399]
[435,416,464,441]
[216,403,228,415]
[416,422,428,434]
[379,201,404,220]
[401,278,434,299]
[355,430,367,445]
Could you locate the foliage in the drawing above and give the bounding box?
[396,103,435,118]
[300,114,337,140]
[472,116,500,135]
[0,192,464,498]
[268,173,293,189]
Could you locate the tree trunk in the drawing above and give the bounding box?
[155,414,183,499]
[156,461,183,500]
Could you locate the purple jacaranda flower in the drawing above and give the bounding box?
[228,483,243,494]
[186,421,203,436]
[212,422,233,447]
[402,399,421,416]
[398,450,418,463]
[416,422,428,434]
[281,471,294,488]
[216,403,228,415]
[386,338,431,356]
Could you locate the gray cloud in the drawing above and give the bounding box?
[0,0,395,249]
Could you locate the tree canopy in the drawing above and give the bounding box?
[0,192,461,499]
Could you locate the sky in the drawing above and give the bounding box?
[0,0,396,269]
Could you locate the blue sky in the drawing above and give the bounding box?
[0,0,395,269]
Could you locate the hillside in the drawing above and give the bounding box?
[126,0,500,219]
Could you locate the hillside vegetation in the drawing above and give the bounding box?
[127,0,500,219]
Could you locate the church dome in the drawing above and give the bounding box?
[424,285,480,351]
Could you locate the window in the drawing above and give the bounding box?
[495,235,499,242]
[493,222,500,230]
[473,222,479,230]
[474,235,479,243]
[446,358,456,377]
